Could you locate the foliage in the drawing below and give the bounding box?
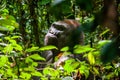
[0,0,120,80]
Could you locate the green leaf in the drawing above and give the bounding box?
[39,45,58,51]
[3,44,13,54]
[25,57,33,63]
[79,65,89,79]
[98,40,111,48]
[100,29,110,37]
[93,67,99,75]
[20,72,31,79]
[74,45,93,54]
[6,69,13,76]
[0,56,8,67]
[23,66,35,72]
[61,46,69,52]
[11,36,21,39]
[88,52,95,65]
[25,47,39,52]
[104,65,113,70]
[32,71,43,77]
[29,54,45,61]
[9,39,16,44]
[63,59,79,73]
[43,67,59,77]
[13,44,23,51]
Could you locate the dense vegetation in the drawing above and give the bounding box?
[0,0,120,80]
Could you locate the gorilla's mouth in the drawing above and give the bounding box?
[47,34,58,46]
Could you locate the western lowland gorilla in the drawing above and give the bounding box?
[41,19,84,66]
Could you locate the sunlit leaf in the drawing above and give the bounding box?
[79,65,89,79]
[61,46,69,51]
[32,71,42,77]
[20,72,31,79]
[11,36,21,39]
[4,36,10,40]
[13,44,23,51]
[0,56,8,67]
[25,46,39,52]
[6,69,13,76]
[100,29,110,37]
[9,40,16,44]
[98,40,111,48]
[63,59,79,73]
[39,45,58,51]
[104,65,113,70]
[25,57,33,63]
[74,45,94,54]
[3,44,13,54]
[29,54,45,61]
[88,52,95,65]
[93,67,99,75]
[31,62,38,67]
[43,67,59,77]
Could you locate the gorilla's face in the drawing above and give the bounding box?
[44,21,73,49]
[44,19,84,51]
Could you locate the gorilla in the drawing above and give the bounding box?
[42,19,84,65]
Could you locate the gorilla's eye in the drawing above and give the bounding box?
[53,24,66,31]
[57,25,66,31]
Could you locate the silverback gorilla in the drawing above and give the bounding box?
[42,19,84,65]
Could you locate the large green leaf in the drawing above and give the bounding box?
[43,67,59,77]
[60,46,69,52]
[63,59,79,73]
[0,56,8,67]
[25,47,39,52]
[88,52,95,65]
[3,44,13,54]
[29,54,45,61]
[74,45,94,54]
[31,71,43,77]
[98,40,111,48]
[79,64,89,79]
[20,72,31,79]
[39,45,58,51]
